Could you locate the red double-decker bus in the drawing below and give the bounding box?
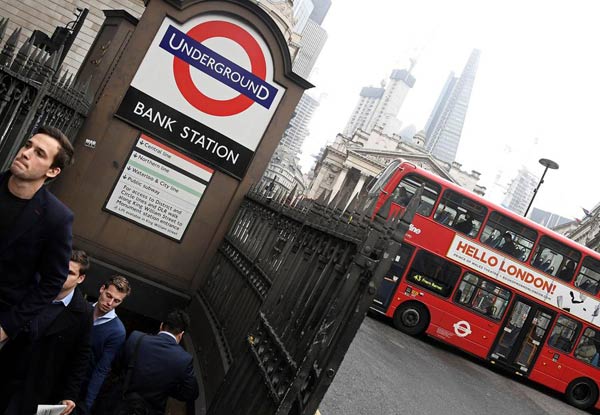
[367,161,600,410]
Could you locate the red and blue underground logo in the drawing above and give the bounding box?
[159,22,278,117]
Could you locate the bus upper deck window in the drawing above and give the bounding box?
[481,212,537,262]
[574,256,600,296]
[434,189,487,238]
[531,236,581,282]
[395,174,441,217]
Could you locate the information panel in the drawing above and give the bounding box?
[105,134,213,241]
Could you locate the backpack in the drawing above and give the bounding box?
[98,334,157,415]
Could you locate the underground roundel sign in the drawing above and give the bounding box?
[453,320,472,338]
[116,14,285,179]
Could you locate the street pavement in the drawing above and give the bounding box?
[319,314,598,415]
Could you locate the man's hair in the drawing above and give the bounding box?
[162,309,190,335]
[35,125,74,170]
[102,275,132,296]
[71,249,90,274]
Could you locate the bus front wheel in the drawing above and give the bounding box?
[393,302,430,336]
[566,377,598,410]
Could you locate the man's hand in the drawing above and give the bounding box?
[0,326,8,343]
[59,400,76,415]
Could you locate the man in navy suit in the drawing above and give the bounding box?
[121,310,200,413]
[0,126,74,346]
[0,249,93,415]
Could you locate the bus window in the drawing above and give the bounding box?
[480,212,537,262]
[454,272,510,320]
[434,189,487,238]
[574,328,600,367]
[406,250,461,297]
[574,256,600,296]
[531,236,581,282]
[394,174,441,217]
[547,316,581,353]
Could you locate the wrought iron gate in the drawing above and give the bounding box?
[194,185,422,414]
[0,18,90,170]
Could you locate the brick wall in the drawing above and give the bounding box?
[0,0,145,75]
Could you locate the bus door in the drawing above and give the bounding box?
[371,244,415,314]
[489,296,555,376]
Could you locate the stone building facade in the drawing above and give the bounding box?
[0,0,298,75]
[0,0,145,74]
[306,127,486,203]
[555,202,600,252]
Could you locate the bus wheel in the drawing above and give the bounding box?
[565,378,598,410]
[393,302,429,335]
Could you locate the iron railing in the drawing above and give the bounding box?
[195,183,422,414]
[0,17,90,170]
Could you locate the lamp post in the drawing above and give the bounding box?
[524,158,559,217]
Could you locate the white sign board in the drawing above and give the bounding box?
[105,135,213,241]
[116,13,285,178]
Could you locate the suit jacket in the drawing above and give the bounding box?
[0,171,73,337]
[124,330,199,413]
[0,288,93,414]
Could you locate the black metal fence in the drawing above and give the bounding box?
[0,17,90,170]
[193,184,422,414]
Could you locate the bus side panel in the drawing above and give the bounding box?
[393,283,498,359]
[528,346,569,393]
[404,215,457,258]
[531,346,600,405]
[428,303,499,359]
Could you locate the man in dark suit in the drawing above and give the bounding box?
[0,125,74,345]
[0,249,93,415]
[120,310,200,413]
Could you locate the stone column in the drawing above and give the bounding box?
[307,163,330,199]
[328,167,349,204]
[345,173,367,210]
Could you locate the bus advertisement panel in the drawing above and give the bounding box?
[448,234,600,328]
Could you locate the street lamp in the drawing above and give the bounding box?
[524,158,559,217]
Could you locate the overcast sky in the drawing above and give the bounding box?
[299,0,600,220]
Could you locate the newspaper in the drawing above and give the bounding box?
[36,405,66,415]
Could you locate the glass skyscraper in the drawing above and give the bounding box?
[424,49,480,164]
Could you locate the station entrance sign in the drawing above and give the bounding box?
[116,13,285,179]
